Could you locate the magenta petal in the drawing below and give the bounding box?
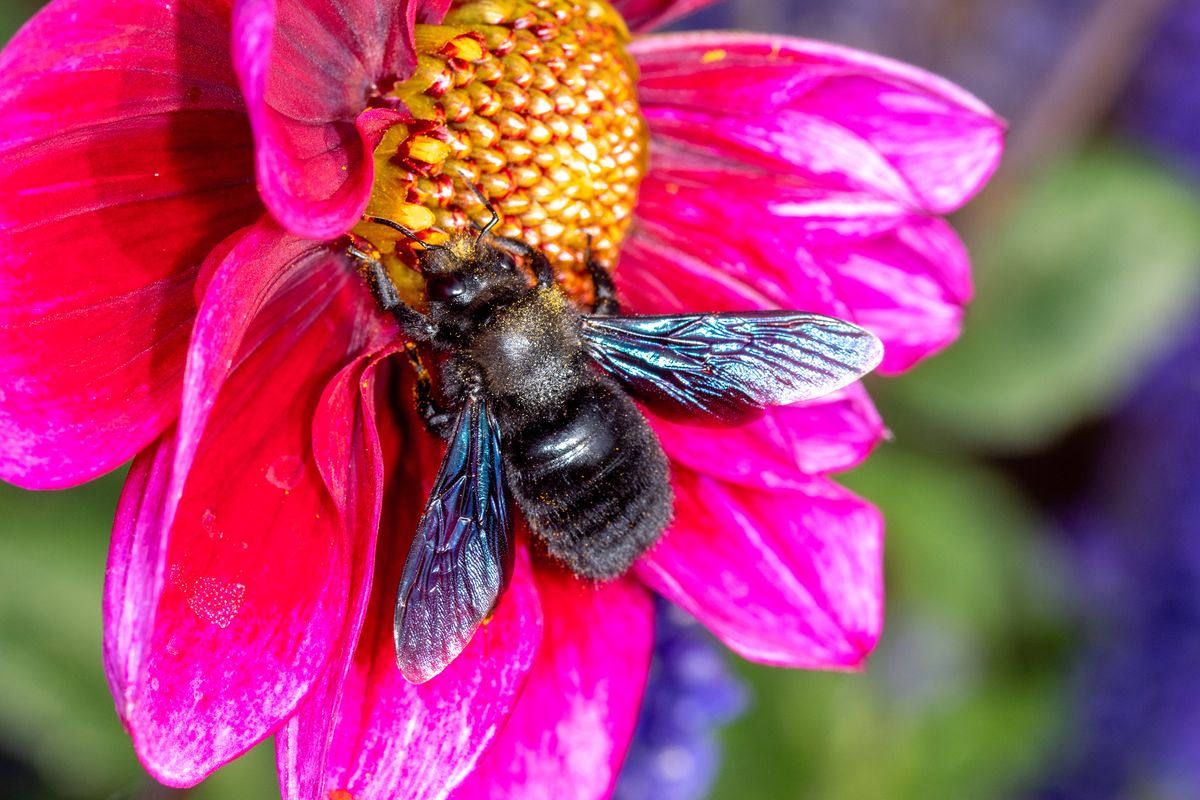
[170,220,311,525]
[651,384,883,486]
[276,349,389,800]
[232,0,448,238]
[609,0,721,32]
[0,0,259,488]
[450,569,654,800]
[638,469,883,669]
[811,214,972,373]
[300,537,542,800]
[103,243,388,785]
[624,163,973,372]
[614,201,886,480]
[282,401,542,800]
[632,32,1004,214]
[105,433,178,718]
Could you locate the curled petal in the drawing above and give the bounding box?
[632,32,1004,214]
[609,0,721,32]
[450,569,655,800]
[638,469,883,669]
[297,535,543,800]
[170,220,322,529]
[0,0,259,488]
[104,236,388,785]
[276,345,392,800]
[626,163,973,372]
[232,0,449,238]
[282,399,540,800]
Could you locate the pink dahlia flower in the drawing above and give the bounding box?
[0,0,1002,796]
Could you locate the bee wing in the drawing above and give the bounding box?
[394,394,513,683]
[581,311,884,425]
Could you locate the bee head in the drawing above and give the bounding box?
[421,235,528,335]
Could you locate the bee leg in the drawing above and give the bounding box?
[404,342,455,439]
[586,244,620,315]
[526,245,556,289]
[346,242,436,341]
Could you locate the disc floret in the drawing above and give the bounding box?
[359,0,648,306]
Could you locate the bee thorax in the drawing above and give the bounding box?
[471,289,585,408]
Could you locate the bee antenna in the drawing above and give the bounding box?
[464,183,500,243]
[363,215,443,251]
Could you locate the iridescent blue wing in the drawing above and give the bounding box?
[394,395,512,683]
[581,311,884,425]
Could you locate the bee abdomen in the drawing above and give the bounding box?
[502,380,673,580]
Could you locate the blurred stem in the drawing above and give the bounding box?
[961,0,1172,237]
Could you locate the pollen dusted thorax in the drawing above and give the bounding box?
[393,225,674,580]
[472,288,586,407]
[358,0,648,307]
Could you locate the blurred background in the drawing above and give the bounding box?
[3,0,1200,798]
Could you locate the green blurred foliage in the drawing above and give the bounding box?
[0,477,278,799]
[0,476,138,799]
[0,0,42,41]
[709,447,1073,800]
[875,143,1200,454]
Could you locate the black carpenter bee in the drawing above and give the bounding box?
[349,202,883,683]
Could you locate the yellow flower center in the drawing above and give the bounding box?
[356,0,648,307]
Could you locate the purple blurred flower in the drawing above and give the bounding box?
[1032,324,1200,800]
[615,602,748,800]
[1122,0,1200,173]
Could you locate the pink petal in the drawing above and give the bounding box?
[609,0,721,32]
[637,469,883,669]
[276,345,392,800]
[170,220,317,527]
[616,178,888,476]
[0,0,260,489]
[279,389,542,800]
[811,214,972,373]
[632,32,1004,214]
[625,162,973,372]
[103,241,389,785]
[450,568,654,800]
[231,0,449,238]
[297,526,543,800]
[651,383,883,486]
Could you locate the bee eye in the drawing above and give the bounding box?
[494,250,516,272]
[426,274,466,304]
